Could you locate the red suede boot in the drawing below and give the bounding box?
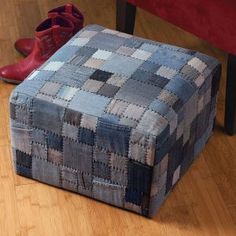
[0,16,74,84]
[14,3,84,56]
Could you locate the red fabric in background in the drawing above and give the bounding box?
[128,0,236,55]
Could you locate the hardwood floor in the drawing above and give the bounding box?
[0,0,236,235]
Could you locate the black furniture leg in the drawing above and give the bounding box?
[116,0,136,34]
[225,54,236,135]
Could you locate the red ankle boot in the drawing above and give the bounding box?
[14,3,84,56]
[0,16,74,84]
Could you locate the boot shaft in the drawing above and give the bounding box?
[48,3,84,34]
[34,16,74,59]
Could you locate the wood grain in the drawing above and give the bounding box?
[0,0,235,235]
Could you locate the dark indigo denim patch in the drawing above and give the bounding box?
[90,69,113,82]
[47,132,63,151]
[97,84,120,98]
[93,161,111,180]
[33,99,65,135]
[96,121,131,156]
[64,108,82,126]
[15,150,32,178]
[78,127,95,146]
[15,149,32,168]
[126,161,152,206]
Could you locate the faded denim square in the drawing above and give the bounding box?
[32,158,60,187]
[11,125,32,154]
[61,166,78,191]
[69,90,111,117]
[101,54,143,77]
[115,79,161,107]
[63,138,93,173]
[62,122,79,140]
[93,178,125,207]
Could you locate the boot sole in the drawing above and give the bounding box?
[0,77,22,85]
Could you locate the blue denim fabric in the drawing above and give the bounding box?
[10,24,221,217]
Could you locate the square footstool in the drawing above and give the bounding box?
[10,24,221,217]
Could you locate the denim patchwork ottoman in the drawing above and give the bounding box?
[10,25,221,217]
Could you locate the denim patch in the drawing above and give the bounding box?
[69,90,111,117]
[106,99,129,116]
[32,143,47,159]
[139,43,160,53]
[93,161,111,180]
[15,149,32,168]
[131,49,152,60]
[93,147,111,164]
[84,58,105,69]
[96,121,131,156]
[61,166,78,191]
[101,54,143,77]
[78,172,92,190]
[43,61,64,71]
[90,69,113,82]
[156,66,178,80]
[116,46,136,56]
[137,110,169,136]
[48,148,62,165]
[97,84,120,98]
[63,138,93,172]
[11,125,32,154]
[62,123,79,140]
[165,76,195,103]
[15,150,32,178]
[32,158,60,186]
[78,127,95,146]
[15,105,31,125]
[64,108,82,126]
[93,179,125,207]
[149,48,191,70]
[100,113,120,125]
[71,37,90,46]
[123,104,145,120]
[119,117,138,128]
[10,103,16,120]
[123,38,143,48]
[140,61,161,73]
[127,161,152,194]
[33,99,65,134]
[115,79,161,107]
[92,49,112,60]
[87,33,125,51]
[47,132,63,152]
[50,46,80,61]
[56,86,78,101]
[32,128,46,144]
[82,79,104,93]
[106,75,128,87]
[80,114,98,132]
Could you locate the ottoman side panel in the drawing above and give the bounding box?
[9,90,34,177]
[148,60,221,217]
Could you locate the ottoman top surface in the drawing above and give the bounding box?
[12,24,219,139]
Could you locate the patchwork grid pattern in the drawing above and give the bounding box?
[10,24,221,217]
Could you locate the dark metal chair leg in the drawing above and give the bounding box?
[116,0,136,34]
[224,54,236,135]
